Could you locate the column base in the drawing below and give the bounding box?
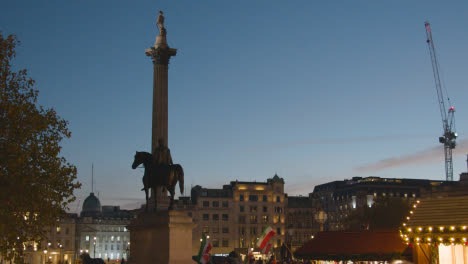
[127,210,194,264]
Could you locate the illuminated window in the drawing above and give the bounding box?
[262,215,268,223]
[86,236,90,241]
[250,215,258,224]
[250,206,257,213]
[117,236,120,241]
[56,227,61,233]
[111,236,114,241]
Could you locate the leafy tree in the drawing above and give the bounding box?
[0,32,81,263]
[344,196,411,230]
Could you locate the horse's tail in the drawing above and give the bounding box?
[177,164,184,194]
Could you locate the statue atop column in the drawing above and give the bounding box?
[156,11,166,36]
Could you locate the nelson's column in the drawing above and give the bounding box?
[128,11,193,264]
[146,10,177,211]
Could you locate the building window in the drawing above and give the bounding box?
[65,228,69,235]
[222,201,228,208]
[212,226,219,233]
[56,227,61,233]
[277,228,281,235]
[250,227,257,235]
[213,201,219,207]
[212,239,219,247]
[203,214,209,220]
[249,195,258,201]
[250,215,257,224]
[262,215,268,223]
[277,239,281,247]
[239,216,246,224]
[222,239,229,247]
[203,201,209,207]
[111,236,114,241]
[222,227,229,233]
[240,205,244,212]
[263,195,267,202]
[86,236,89,241]
[239,226,246,235]
[213,214,219,221]
[222,214,228,221]
[276,196,280,202]
[117,236,120,241]
[202,226,209,234]
[111,245,114,250]
[105,245,107,250]
[263,206,267,212]
[240,194,244,201]
[250,206,257,213]
[117,244,120,250]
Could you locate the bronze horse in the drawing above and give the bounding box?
[131,151,184,211]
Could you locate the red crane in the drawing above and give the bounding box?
[425,22,457,181]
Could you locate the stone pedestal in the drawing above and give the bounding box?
[127,211,194,264]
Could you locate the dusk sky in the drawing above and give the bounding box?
[2,0,468,212]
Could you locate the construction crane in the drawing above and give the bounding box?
[424,21,457,181]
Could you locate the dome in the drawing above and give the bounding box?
[80,192,102,217]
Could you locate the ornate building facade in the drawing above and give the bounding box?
[181,175,287,256]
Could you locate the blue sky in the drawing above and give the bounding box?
[2,0,468,211]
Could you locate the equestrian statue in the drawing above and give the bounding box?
[132,138,184,211]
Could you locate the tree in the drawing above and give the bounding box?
[0,32,81,263]
[344,196,411,231]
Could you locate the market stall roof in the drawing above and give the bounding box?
[406,196,468,227]
[295,229,407,259]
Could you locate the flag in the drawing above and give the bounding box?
[261,243,272,255]
[197,234,212,264]
[256,225,276,250]
[244,247,254,264]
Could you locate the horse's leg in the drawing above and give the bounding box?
[144,187,149,212]
[168,186,175,210]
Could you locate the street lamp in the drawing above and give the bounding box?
[43,250,48,264]
[93,237,97,258]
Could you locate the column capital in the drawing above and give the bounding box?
[145,46,177,65]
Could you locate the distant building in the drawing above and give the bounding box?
[75,192,134,262]
[285,196,317,251]
[180,174,287,257]
[310,176,448,231]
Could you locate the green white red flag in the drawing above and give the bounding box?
[197,233,212,264]
[261,243,272,255]
[256,225,276,250]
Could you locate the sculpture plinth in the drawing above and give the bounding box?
[128,211,194,264]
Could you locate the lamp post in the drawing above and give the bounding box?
[126,242,130,260]
[93,237,97,258]
[314,209,328,232]
[43,250,48,264]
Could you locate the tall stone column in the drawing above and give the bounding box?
[145,33,177,211]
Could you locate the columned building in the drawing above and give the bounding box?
[75,193,134,262]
